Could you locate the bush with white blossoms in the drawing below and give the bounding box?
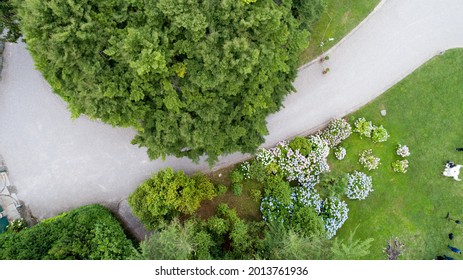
[255,148,275,167]
[371,125,389,143]
[240,161,251,179]
[322,198,349,239]
[320,118,352,147]
[346,171,374,200]
[396,144,410,158]
[334,146,346,160]
[392,159,408,173]
[354,117,374,138]
[358,149,381,170]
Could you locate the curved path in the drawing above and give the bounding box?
[1,0,463,224]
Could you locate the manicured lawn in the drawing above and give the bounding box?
[300,0,381,64]
[205,49,463,260]
[333,49,463,259]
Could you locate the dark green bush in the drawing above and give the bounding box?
[231,183,243,196]
[0,205,136,260]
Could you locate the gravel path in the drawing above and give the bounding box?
[1,0,463,230]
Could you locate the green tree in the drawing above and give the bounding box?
[16,0,324,164]
[140,219,197,260]
[331,226,374,260]
[0,0,21,42]
[0,205,136,260]
[262,221,331,260]
[128,168,217,229]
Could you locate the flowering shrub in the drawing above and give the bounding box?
[334,146,346,160]
[358,149,381,170]
[320,118,352,147]
[392,159,408,173]
[322,198,349,239]
[396,144,410,157]
[6,218,27,233]
[255,148,274,167]
[293,187,323,214]
[372,125,389,143]
[354,118,374,138]
[260,196,291,223]
[346,171,374,200]
[240,161,251,179]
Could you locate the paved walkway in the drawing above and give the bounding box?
[1,0,463,231]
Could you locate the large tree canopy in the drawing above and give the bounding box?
[16,0,324,163]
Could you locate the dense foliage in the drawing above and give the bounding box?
[0,205,135,260]
[245,120,353,238]
[129,168,217,229]
[16,0,324,164]
[140,204,264,260]
[0,0,21,42]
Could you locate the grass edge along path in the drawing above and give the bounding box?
[332,48,463,260]
[301,0,382,65]
[205,48,463,260]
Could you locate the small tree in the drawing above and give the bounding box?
[331,226,374,260]
[128,168,217,229]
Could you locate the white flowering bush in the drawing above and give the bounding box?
[372,125,389,143]
[334,146,346,160]
[396,144,410,158]
[293,187,323,214]
[240,161,251,179]
[392,159,408,173]
[256,148,275,167]
[320,118,352,147]
[346,171,373,200]
[322,198,349,239]
[354,117,374,138]
[260,196,291,223]
[358,149,381,170]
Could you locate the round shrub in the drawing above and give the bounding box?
[216,184,228,196]
[371,125,389,143]
[334,146,346,160]
[346,171,374,200]
[129,168,217,229]
[320,118,352,147]
[358,149,381,170]
[392,160,408,173]
[353,118,373,138]
[322,198,349,239]
[396,144,410,157]
[231,183,243,196]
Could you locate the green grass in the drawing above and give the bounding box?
[300,0,381,64]
[332,49,463,259]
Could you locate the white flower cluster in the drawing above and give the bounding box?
[320,118,352,147]
[358,149,381,170]
[346,171,374,200]
[392,159,408,173]
[255,136,330,188]
[334,146,346,160]
[396,144,410,157]
[294,187,323,214]
[256,148,275,167]
[240,161,251,179]
[322,198,349,239]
